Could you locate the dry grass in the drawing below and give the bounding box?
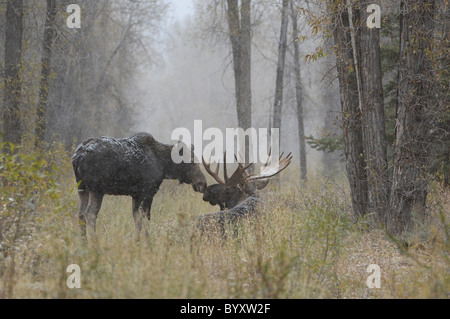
[0,155,448,299]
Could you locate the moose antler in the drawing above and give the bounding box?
[246,152,293,182]
[224,152,253,187]
[202,156,225,185]
[202,153,253,187]
[203,150,292,187]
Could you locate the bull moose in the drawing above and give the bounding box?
[196,151,292,236]
[72,132,207,239]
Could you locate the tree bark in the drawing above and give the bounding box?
[290,0,307,183]
[226,0,252,130]
[240,0,252,132]
[358,0,389,219]
[333,1,368,218]
[272,0,289,131]
[2,0,24,147]
[226,0,252,164]
[35,0,57,148]
[388,0,436,234]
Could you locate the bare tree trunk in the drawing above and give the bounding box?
[290,0,307,183]
[333,1,368,218]
[271,0,289,184]
[2,0,24,147]
[358,0,389,219]
[226,0,252,164]
[35,0,57,148]
[272,0,289,131]
[226,0,241,123]
[240,0,252,132]
[322,42,342,177]
[388,0,436,234]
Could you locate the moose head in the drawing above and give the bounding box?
[202,151,293,210]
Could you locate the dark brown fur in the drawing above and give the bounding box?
[72,132,207,239]
[197,152,292,237]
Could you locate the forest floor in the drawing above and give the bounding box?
[0,151,448,299]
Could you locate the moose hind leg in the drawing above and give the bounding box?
[142,196,154,221]
[85,192,103,238]
[77,189,89,236]
[132,198,143,241]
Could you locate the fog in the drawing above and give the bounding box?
[0,0,344,176]
[133,0,342,174]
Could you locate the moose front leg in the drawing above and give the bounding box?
[132,196,153,242]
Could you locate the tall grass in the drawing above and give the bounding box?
[0,145,448,298]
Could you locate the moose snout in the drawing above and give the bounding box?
[202,192,213,204]
[203,195,219,207]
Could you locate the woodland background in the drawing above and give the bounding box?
[0,0,448,298]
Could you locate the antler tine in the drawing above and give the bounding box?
[223,152,253,187]
[262,148,272,169]
[260,149,287,170]
[234,154,253,177]
[202,156,226,185]
[223,151,229,184]
[235,154,250,177]
[278,152,293,171]
[247,152,293,181]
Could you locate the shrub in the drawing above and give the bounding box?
[0,142,70,297]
